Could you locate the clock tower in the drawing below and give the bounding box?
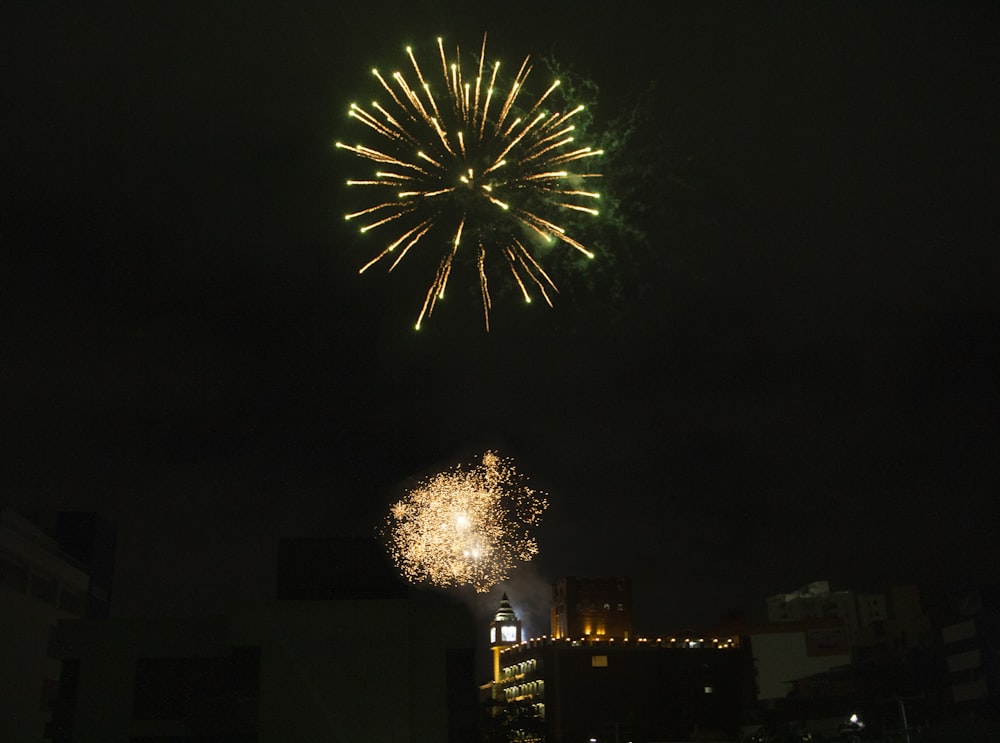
[489,592,522,684]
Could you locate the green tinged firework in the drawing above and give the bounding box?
[337,35,605,330]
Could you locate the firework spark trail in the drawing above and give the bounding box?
[336,34,604,330]
[383,452,548,592]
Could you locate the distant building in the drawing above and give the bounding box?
[48,537,479,743]
[765,580,886,644]
[0,508,92,742]
[752,581,887,738]
[551,576,633,640]
[940,584,999,713]
[888,583,934,650]
[751,582,979,739]
[748,618,852,702]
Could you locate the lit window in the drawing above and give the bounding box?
[704,685,713,693]
[591,655,608,668]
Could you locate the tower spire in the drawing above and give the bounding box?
[489,592,522,685]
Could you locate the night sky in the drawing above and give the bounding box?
[3,2,998,639]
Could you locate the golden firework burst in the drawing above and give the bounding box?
[337,34,603,330]
[383,451,548,591]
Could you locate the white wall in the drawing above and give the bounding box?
[751,631,850,700]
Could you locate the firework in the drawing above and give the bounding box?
[336,35,603,330]
[383,452,547,592]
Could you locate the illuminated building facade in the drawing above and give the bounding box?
[489,593,522,686]
[490,585,753,742]
[551,576,633,640]
[497,635,751,742]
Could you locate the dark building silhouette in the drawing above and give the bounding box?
[48,537,479,742]
[939,583,1000,717]
[53,512,117,619]
[50,615,260,742]
[0,508,111,741]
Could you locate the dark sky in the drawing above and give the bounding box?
[3,1,998,637]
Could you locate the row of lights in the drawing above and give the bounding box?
[508,635,737,649]
[503,634,739,651]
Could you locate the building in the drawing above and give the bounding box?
[48,537,479,743]
[497,633,749,742]
[52,512,117,619]
[765,580,886,644]
[748,618,852,702]
[551,576,633,640]
[487,584,753,742]
[940,584,999,714]
[49,614,261,742]
[489,592,522,686]
[749,583,991,739]
[0,508,98,742]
